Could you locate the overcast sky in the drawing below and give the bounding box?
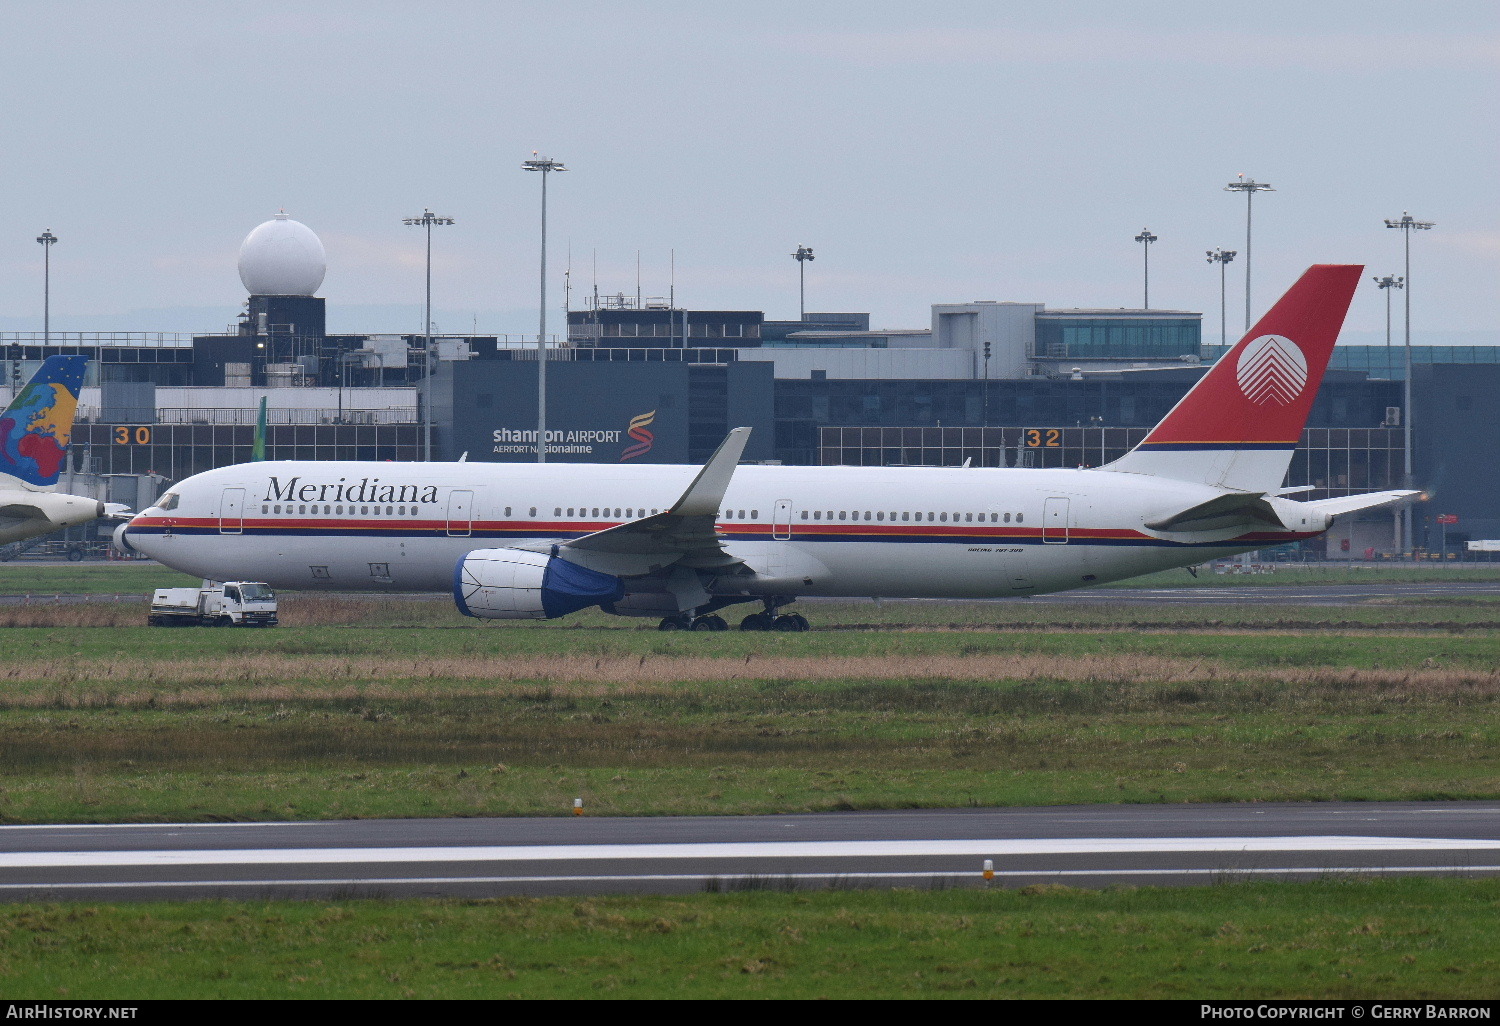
[0,0,1494,342]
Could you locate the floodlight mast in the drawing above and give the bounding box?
[1372,274,1404,353]
[1206,248,1236,347]
[36,229,57,346]
[1133,229,1157,309]
[1383,212,1434,555]
[1224,175,1273,330]
[792,245,814,320]
[401,209,455,461]
[524,156,568,463]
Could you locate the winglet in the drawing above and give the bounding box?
[668,427,752,517]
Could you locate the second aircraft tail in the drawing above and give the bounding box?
[0,355,88,491]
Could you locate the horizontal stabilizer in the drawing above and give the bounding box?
[1306,490,1419,519]
[0,502,49,522]
[1144,492,1284,533]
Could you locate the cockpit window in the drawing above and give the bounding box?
[156,491,180,511]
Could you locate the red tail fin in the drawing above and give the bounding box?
[1104,264,1363,491]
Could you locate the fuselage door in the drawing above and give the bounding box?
[446,489,474,537]
[218,487,245,535]
[1042,496,1070,544]
[772,499,793,541]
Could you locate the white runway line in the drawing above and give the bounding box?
[5,865,1500,892]
[2,835,1499,869]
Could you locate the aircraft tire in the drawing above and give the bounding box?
[691,615,727,632]
[774,613,810,633]
[658,616,687,631]
[739,612,774,632]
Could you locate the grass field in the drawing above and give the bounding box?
[3,576,1498,1000]
[4,879,1499,999]
[4,561,1500,598]
[2,598,1498,822]
[0,562,200,596]
[1111,565,1500,587]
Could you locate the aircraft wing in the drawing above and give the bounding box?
[1305,490,1420,519]
[559,427,753,576]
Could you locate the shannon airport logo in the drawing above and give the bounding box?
[489,410,658,460]
[620,410,656,462]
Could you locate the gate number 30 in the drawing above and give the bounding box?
[113,427,152,445]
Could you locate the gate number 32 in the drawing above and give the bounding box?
[1025,429,1061,448]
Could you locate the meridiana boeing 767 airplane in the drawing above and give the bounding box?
[117,265,1414,630]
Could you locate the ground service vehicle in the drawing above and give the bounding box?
[148,582,278,627]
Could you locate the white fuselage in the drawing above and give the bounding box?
[120,460,1315,601]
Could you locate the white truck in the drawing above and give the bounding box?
[148,582,279,627]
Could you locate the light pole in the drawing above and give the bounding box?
[1206,248,1236,346]
[1133,229,1157,309]
[1372,274,1404,356]
[36,229,57,345]
[524,155,567,463]
[792,245,814,320]
[401,209,455,462]
[1384,211,1434,556]
[1224,175,1273,330]
[1373,273,1406,555]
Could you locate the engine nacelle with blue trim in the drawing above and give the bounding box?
[454,547,626,620]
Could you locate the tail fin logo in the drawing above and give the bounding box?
[620,410,656,461]
[1,355,86,488]
[1236,335,1308,407]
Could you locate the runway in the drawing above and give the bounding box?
[3,802,1498,900]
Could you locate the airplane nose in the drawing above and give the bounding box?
[112,521,136,554]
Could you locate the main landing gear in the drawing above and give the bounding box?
[657,613,727,631]
[739,611,809,632]
[656,599,810,633]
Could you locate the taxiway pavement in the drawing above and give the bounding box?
[3,802,1498,901]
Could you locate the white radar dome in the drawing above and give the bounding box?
[237,211,326,296]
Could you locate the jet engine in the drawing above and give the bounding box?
[454,547,625,620]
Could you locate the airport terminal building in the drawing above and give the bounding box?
[3,215,1495,558]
